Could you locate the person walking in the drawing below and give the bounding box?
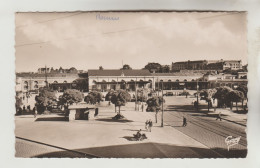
[34,107,38,118]
[148,119,153,132]
[182,116,187,127]
[216,112,222,121]
[145,120,149,131]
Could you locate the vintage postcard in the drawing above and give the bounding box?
[15,11,248,158]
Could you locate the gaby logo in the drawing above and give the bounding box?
[225,136,241,151]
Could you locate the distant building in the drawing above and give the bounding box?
[38,67,79,74]
[172,59,242,72]
[16,72,80,92]
[202,73,247,89]
[87,69,153,91]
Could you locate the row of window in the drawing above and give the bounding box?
[92,79,201,84]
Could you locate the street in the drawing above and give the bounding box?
[157,96,247,157]
[15,95,247,158]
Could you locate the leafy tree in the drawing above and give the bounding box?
[121,64,132,70]
[35,88,57,113]
[236,85,247,107]
[160,65,170,73]
[15,95,23,115]
[143,62,162,73]
[200,89,217,111]
[59,89,84,109]
[72,79,88,92]
[110,90,131,114]
[227,90,245,111]
[136,88,149,102]
[146,96,165,123]
[99,66,104,70]
[213,86,233,108]
[84,91,103,105]
[105,90,115,105]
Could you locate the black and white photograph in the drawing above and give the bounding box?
[14,11,249,158]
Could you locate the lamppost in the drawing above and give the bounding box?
[197,80,199,112]
[135,78,137,111]
[161,81,164,127]
[142,86,144,112]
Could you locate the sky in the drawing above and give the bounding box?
[15,12,247,72]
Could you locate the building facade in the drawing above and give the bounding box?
[16,67,247,93]
[172,59,242,72]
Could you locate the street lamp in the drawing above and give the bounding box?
[197,80,199,112]
[135,78,137,111]
[142,86,144,112]
[161,81,164,127]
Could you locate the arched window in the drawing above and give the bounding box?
[34,81,38,89]
[63,81,67,83]
[53,81,58,84]
[184,79,187,82]
[92,80,96,84]
[160,80,163,82]
[102,80,106,83]
[168,80,172,82]
[191,79,195,81]
[176,79,179,82]
[24,81,28,90]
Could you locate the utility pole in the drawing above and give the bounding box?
[135,78,137,111]
[157,77,159,96]
[197,79,199,112]
[142,86,144,112]
[45,65,48,88]
[161,81,164,127]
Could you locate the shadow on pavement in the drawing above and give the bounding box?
[35,117,69,122]
[95,117,133,123]
[165,105,208,114]
[33,142,247,158]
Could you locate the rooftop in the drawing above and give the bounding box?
[16,72,79,78]
[88,69,151,77]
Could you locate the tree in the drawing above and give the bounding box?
[59,89,84,109]
[99,66,104,70]
[227,90,245,111]
[136,88,149,102]
[143,62,162,73]
[35,88,57,113]
[110,90,131,114]
[160,65,170,73]
[213,86,233,108]
[146,96,165,123]
[15,95,23,115]
[72,78,88,92]
[200,89,216,111]
[105,90,115,105]
[84,91,103,105]
[236,85,248,107]
[121,64,132,70]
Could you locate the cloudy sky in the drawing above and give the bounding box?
[15,12,247,72]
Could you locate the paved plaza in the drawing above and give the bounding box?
[15,95,247,158]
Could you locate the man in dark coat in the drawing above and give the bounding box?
[182,116,187,127]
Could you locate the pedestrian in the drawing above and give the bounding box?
[22,105,26,113]
[136,129,142,141]
[145,120,149,131]
[148,119,153,132]
[34,107,38,118]
[216,112,222,121]
[182,116,187,127]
